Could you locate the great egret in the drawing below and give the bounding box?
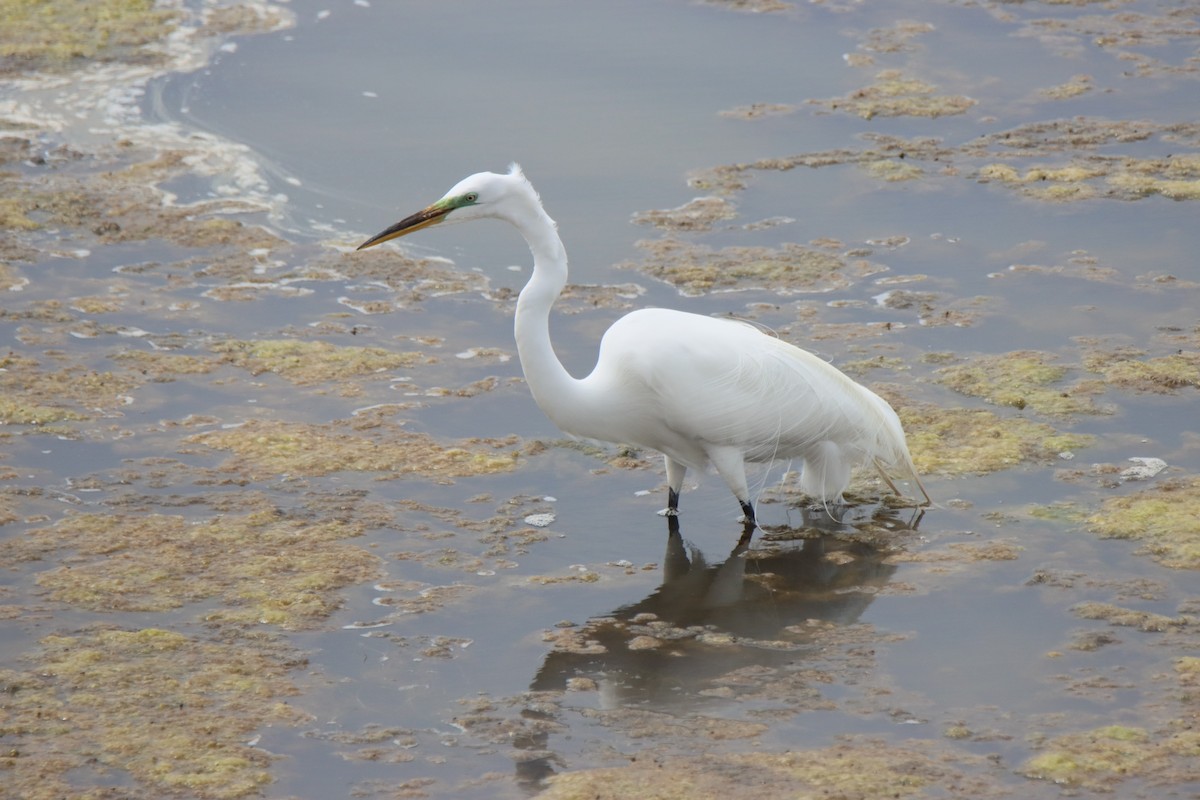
[358,165,928,526]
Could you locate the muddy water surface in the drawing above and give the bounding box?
[1,1,1198,798]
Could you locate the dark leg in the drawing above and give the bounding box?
[740,500,756,528]
[736,501,757,547]
[664,457,686,517]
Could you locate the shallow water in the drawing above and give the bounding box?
[2,1,1199,798]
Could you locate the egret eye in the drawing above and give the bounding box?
[464,192,478,203]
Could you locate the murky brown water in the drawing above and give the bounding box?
[2,1,1198,798]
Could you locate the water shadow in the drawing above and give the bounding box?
[517,506,918,787]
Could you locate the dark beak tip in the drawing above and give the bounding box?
[355,230,393,251]
[354,204,445,253]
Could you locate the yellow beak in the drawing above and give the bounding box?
[356,201,452,250]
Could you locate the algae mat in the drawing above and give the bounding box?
[1,1,1198,798]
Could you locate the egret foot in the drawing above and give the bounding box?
[665,487,681,517]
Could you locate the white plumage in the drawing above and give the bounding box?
[358,165,928,526]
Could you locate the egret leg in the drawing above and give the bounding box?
[706,445,756,527]
[664,456,687,517]
[799,441,852,504]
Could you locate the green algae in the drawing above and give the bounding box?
[936,351,1106,416]
[0,0,179,73]
[1019,9,1200,78]
[625,238,877,295]
[977,162,1106,201]
[703,0,793,12]
[0,353,137,425]
[0,183,104,235]
[9,510,382,628]
[0,261,27,291]
[1178,656,1200,694]
[156,216,281,249]
[686,136,955,196]
[813,70,977,120]
[370,580,477,616]
[0,171,284,254]
[538,739,995,799]
[1109,169,1200,200]
[840,355,909,375]
[0,626,306,800]
[4,337,429,431]
[69,294,125,314]
[979,155,1200,202]
[0,197,40,230]
[0,395,86,425]
[975,118,1162,153]
[1039,74,1094,100]
[900,404,1093,476]
[718,102,797,120]
[694,119,1200,205]
[978,165,1104,185]
[202,4,292,36]
[1084,477,1200,570]
[1023,725,1200,791]
[210,338,427,385]
[321,247,490,299]
[631,196,739,231]
[0,494,16,526]
[111,349,222,379]
[110,201,285,251]
[1071,602,1187,632]
[860,20,936,54]
[891,540,1024,564]
[187,418,521,480]
[1029,502,1088,524]
[1083,350,1200,393]
[0,3,1198,799]
[862,158,924,182]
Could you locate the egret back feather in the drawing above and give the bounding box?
[583,308,916,503]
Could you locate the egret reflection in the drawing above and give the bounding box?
[530,506,915,705]
[511,507,917,789]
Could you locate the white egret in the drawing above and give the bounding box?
[358,165,928,526]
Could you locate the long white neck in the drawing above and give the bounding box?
[510,203,587,429]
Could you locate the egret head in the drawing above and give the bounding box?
[357,164,540,251]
